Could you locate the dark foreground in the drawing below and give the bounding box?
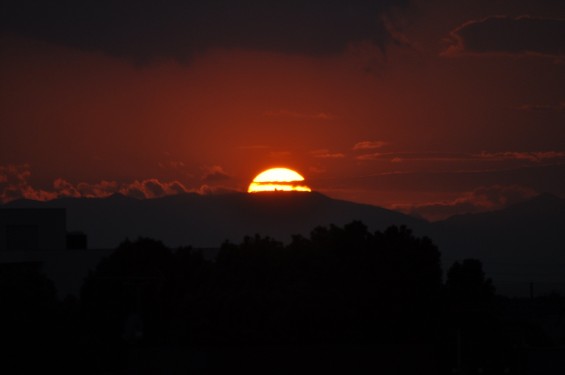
[2,223,564,374]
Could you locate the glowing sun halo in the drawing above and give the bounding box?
[248,168,312,193]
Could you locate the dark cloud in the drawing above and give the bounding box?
[1,0,411,62]
[443,16,565,58]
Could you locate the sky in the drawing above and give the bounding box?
[1,0,564,220]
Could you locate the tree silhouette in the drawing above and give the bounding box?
[442,259,502,373]
[179,222,444,346]
[79,238,185,371]
[0,262,60,372]
[446,258,495,310]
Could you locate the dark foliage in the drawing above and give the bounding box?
[3,222,560,374]
[0,262,62,373]
[446,258,496,310]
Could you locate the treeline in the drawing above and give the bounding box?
[0,222,560,374]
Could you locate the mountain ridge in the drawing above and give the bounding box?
[3,191,426,248]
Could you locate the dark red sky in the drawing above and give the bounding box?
[1,0,564,220]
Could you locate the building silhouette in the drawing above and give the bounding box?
[0,208,99,297]
[0,208,66,251]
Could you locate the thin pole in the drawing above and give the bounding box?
[456,327,462,372]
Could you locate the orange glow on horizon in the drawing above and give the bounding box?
[248,168,312,193]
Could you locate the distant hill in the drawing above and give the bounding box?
[3,191,426,249]
[429,193,565,296]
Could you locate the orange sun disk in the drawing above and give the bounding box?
[248,168,312,193]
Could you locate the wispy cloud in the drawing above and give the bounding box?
[478,151,565,162]
[264,110,334,120]
[355,151,472,162]
[518,102,565,113]
[310,149,345,159]
[356,152,385,161]
[352,140,387,151]
[355,151,565,163]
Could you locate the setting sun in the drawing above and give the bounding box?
[248,168,312,193]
